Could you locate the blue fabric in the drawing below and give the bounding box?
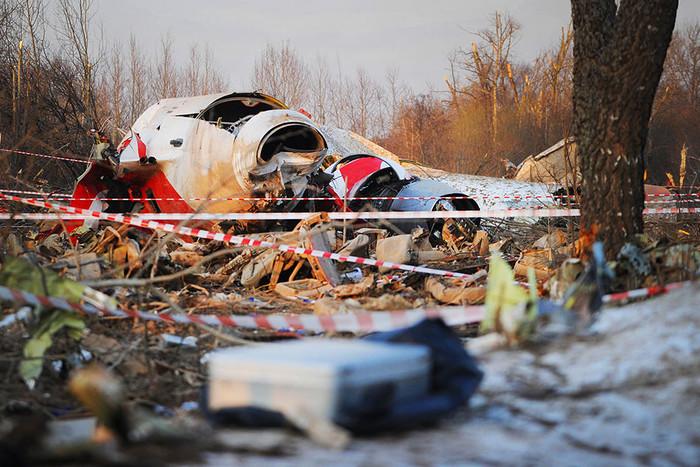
[335,318,483,433]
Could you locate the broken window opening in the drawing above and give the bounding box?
[197,97,282,129]
[259,123,327,162]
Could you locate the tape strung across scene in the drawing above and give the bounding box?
[0,281,692,333]
[0,209,577,220]
[0,192,486,280]
[2,188,700,203]
[0,285,485,333]
[0,146,698,206]
[601,280,690,303]
[0,189,72,198]
[0,147,90,164]
[1,207,699,221]
[0,193,697,281]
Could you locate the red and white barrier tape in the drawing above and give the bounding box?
[0,193,485,280]
[0,197,700,215]
[601,281,690,303]
[2,197,696,210]
[3,191,700,203]
[2,206,699,222]
[0,281,694,333]
[0,209,569,221]
[0,285,485,333]
[0,148,90,165]
[0,189,72,198]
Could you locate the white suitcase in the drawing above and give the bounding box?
[208,339,430,422]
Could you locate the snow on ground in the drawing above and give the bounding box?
[407,164,558,210]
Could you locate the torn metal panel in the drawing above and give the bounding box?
[515,138,578,186]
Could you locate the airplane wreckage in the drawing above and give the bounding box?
[72,91,556,243]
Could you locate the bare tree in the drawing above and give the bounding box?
[183,44,201,95]
[571,0,678,254]
[459,12,520,149]
[347,68,381,137]
[328,59,353,130]
[127,34,149,124]
[201,44,227,94]
[251,42,308,109]
[666,22,700,107]
[309,55,333,125]
[181,44,227,96]
[542,26,573,142]
[382,67,409,135]
[17,0,47,133]
[21,0,46,64]
[106,42,125,140]
[152,33,178,99]
[202,44,214,94]
[55,0,99,125]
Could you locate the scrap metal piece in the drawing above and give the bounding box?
[425,276,487,305]
[240,250,278,288]
[274,279,331,299]
[514,249,557,281]
[296,213,342,286]
[515,138,578,186]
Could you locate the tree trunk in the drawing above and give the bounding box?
[571,0,678,255]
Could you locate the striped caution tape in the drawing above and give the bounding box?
[0,285,485,333]
[601,280,690,303]
[2,189,700,203]
[0,197,696,213]
[2,206,699,222]
[0,192,485,280]
[0,281,693,333]
[0,189,72,198]
[0,209,570,221]
[0,148,90,164]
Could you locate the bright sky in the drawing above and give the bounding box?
[94,0,700,92]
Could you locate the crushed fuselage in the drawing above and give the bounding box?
[71,91,556,239]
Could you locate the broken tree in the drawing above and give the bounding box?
[571,0,678,254]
